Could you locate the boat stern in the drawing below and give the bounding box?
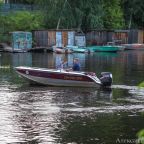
[100,72,113,87]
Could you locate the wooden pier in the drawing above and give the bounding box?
[29,47,53,52]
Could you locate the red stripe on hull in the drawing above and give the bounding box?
[17,69,93,82]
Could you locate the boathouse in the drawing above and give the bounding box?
[86,30,108,46]
[75,33,86,47]
[85,29,144,46]
[2,31,32,52]
[11,31,32,51]
[33,29,75,50]
[33,29,144,50]
[127,29,144,44]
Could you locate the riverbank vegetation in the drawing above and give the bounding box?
[0,0,144,40]
[35,0,124,31]
[137,129,144,144]
[139,82,144,88]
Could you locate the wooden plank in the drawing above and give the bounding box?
[48,31,56,46]
[138,30,144,43]
[62,31,68,47]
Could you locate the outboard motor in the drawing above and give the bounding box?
[100,72,113,87]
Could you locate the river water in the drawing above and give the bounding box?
[0,51,144,144]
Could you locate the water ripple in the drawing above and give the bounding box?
[0,83,144,143]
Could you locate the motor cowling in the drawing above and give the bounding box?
[100,72,112,87]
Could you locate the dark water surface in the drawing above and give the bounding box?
[0,51,144,144]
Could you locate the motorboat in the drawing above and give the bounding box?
[15,66,113,87]
[87,45,119,52]
[107,42,125,51]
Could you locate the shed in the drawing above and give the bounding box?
[75,33,86,47]
[128,29,144,44]
[85,29,130,45]
[86,30,109,46]
[11,31,32,52]
[33,29,75,49]
[113,30,129,44]
[112,29,144,44]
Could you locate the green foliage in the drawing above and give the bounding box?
[122,0,144,28]
[0,11,44,42]
[0,0,144,36]
[37,0,124,31]
[0,3,43,42]
[0,0,3,12]
[102,0,125,29]
[137,129,144,144]
[68,0,104,31]
[138,81,144,88]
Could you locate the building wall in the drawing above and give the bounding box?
[33,29,144,48]
[86,29,144,45]
[12,31,32,50]
[33,30,75,48]
[86,30,109,46]
[75,35,86,47]
[113,30,128,44]
[48,31,56,47]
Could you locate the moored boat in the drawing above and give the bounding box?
[106,42,125,51]
[116,45,125,51]
[87,45,119,52]
[15,66,113,87]
[71,47,88,53]
[122,43,144,50]
[53,47,65,54]
[53,46,72,54]
[66,45,88,53]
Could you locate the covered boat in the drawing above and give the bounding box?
[15,66,112,87]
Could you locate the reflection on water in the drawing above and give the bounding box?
[0,51,144,143]
[54,53,86,69]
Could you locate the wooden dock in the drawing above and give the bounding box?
[29,47,53,52]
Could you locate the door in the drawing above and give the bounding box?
[68,31,75,46]
[56,31,62,47]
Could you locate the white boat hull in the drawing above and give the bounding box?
[17,72,100,87]
[15,67,102,88]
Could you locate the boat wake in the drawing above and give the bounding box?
[112,84,144,96]
[112,85,138,90]
[61,104,144,113]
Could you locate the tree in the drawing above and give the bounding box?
[36,0,104,30]
[102,0,125,29]
[36,0,125,31]
[122,0,144,29]
[0,11,44,42]
[68,0,104,31]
